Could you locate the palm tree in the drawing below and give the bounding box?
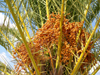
[0,0,100,75]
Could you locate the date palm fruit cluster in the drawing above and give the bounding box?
[12,13,95,74]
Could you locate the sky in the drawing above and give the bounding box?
[0,7,100,75]
[0,13,16,29]
[0,45,14,69]
[0,13,15,69]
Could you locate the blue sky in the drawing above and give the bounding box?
[0,45,14,68]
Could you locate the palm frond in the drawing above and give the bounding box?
[0,0,100,75]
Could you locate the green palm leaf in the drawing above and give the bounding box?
[0,0,99,75]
